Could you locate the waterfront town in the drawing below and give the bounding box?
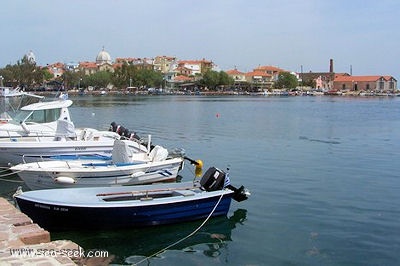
[0,48,398,96]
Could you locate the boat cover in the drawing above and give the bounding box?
[54,119,76,140]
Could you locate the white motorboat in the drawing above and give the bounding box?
[0,97,73,138]
[0,117,130,167]
[10,139,187,190]
[0,86,44,123]
[0,97,150,167]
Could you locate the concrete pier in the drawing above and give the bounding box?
[0,197,80,265]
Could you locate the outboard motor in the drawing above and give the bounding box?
[122,128,130,138]
[200,167,226,192]
[116,125,125,136]
[109,122,118,132]
[200,167,250,202]
[110,122,141,141]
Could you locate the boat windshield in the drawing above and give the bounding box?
[9,108,61,125]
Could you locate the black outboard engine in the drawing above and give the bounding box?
[109,122,141,140]
[200,167,226,192]
[109,122,118,132]
[200,167,249,202]
[122,128,130,138]
[116,125,125,136]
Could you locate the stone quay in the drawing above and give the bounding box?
[0,197,81,265]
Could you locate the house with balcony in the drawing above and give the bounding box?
[245,70,274,91]
[78,61,98,75]
[46,62,65,78]
[254,65,285,79]
[114,57,154,71]
[226,68,247,89]
[153,56,177,73]
[177,59,213,75]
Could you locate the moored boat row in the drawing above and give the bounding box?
[1,95,250,231]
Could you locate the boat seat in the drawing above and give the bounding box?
[80,128,95,141]
[149,145,168,162]
[176,190,195,197]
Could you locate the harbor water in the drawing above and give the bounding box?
[1,94,400,265]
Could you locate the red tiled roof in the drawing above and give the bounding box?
[155,55,176,60]
[79,61,97,69]
[226,69,244,75]
[334,75,383,82]
[178,59,212,65]
[254,65,285,72]
[175,66,192,73]
[48,62,64,68]
[246,70,272,77]
[174,75,193,82]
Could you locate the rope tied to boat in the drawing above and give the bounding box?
[132,191,226,266]
[0,169,25,183]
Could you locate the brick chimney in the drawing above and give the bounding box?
[329,59,334,73]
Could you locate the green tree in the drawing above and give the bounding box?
[42,69,53,81]
[61,70,85,89]
[112,64,163,90]
[198,70,234,90]
[0,68,15,87]
[0,55,51,89]
[135,68,163,88]
[85,71,112,89]
[275,72,298,89]
[218,71,234,89]
[111,63,134,89]
[205,70,220,89]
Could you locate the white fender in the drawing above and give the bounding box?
[54,176,76,184]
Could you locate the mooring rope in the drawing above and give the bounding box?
[132,191,226,266]
[0,169,25,183]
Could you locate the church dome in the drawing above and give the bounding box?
[96,48,111,65]
[26,50,36,64]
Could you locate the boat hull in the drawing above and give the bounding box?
[12,158,184,190]
[0,139,114,167]
[15,185,233,230]
[0,136,147,167]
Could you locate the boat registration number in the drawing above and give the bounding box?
[34,203,68,212]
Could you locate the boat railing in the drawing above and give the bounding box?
[4,131,53,142]
[21,153,54,167]
[3,128,57,140]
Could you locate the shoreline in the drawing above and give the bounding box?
[30,89,400,97]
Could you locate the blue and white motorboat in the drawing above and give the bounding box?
[13,167,250,230]
[10,139,187,190]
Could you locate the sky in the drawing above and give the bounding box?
[1,0,400,78]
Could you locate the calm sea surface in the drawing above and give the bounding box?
[1,94,400,265]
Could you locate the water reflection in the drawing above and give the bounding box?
[53,208,247,265]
